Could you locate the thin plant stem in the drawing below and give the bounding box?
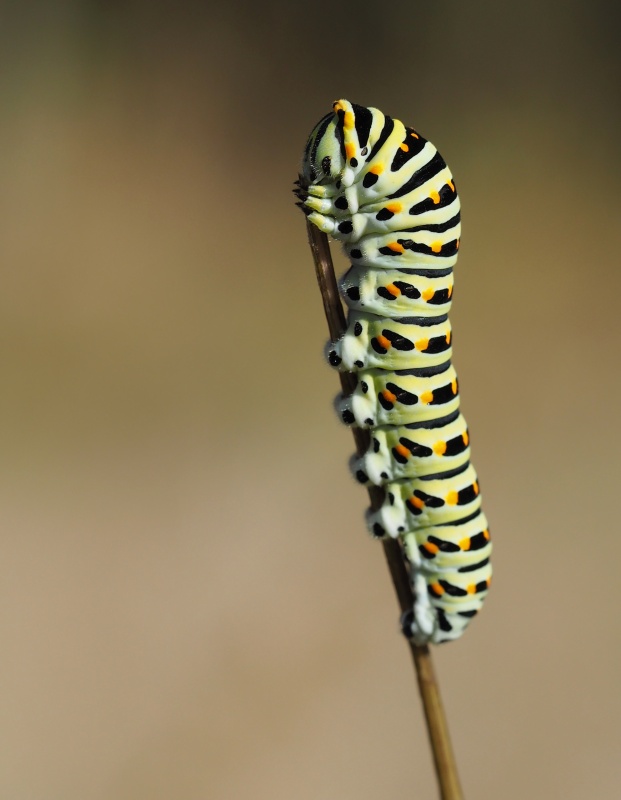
[306,219,464,800]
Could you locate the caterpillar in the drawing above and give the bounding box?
[296,99,491,644]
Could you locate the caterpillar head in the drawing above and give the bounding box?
[301,99,377,189]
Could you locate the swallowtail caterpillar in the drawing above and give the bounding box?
[296,100,491,644]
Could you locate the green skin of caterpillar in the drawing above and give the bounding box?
[299,99,491,644]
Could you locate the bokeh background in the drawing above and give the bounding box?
[2,2,621,798]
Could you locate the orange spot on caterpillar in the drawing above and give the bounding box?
[483,529,490,540]
[382,388,397,403]
[445,331,451,345]
[459,537,471,551]
[430,241,442,253]
[415,338,429,351]
[430,582,444,595]
[429,190,440,204]
[387,242,404,253]
[386,202,402,213]
[456,239,460,250]
[376,334,391,350]
[422,288,435,301]
[369,164,384,175]
[462,430,469,446]
[467,584,477,595]
[451,379,458,395]
[446,491,458,505]
[423,542,439,555]
[384,283,400,297]
[345,142,356,159]
[410,131,420,139]
[447,179,455,191]
[448,284,453,298]
[343,111,355,130]
[411,496,425,510]
[420,391,434,404]
[473,481,479,495]
[399,142,409,152]
[395,444,410,459]
[433,441,447,456]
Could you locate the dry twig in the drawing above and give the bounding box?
[306,219,464,800]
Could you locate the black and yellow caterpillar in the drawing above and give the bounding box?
[296,100,491,644]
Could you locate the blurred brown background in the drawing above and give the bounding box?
[1,1,620,798]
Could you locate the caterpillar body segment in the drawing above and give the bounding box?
[340,236,459,272]
[351,412,471,486]
[406,513,492,574]
[303,186,460,242]
[337,363,460,429]
[340,266,454,318]
[298,99,490,645]
[327,310,452,372]
[367,463,482,539]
